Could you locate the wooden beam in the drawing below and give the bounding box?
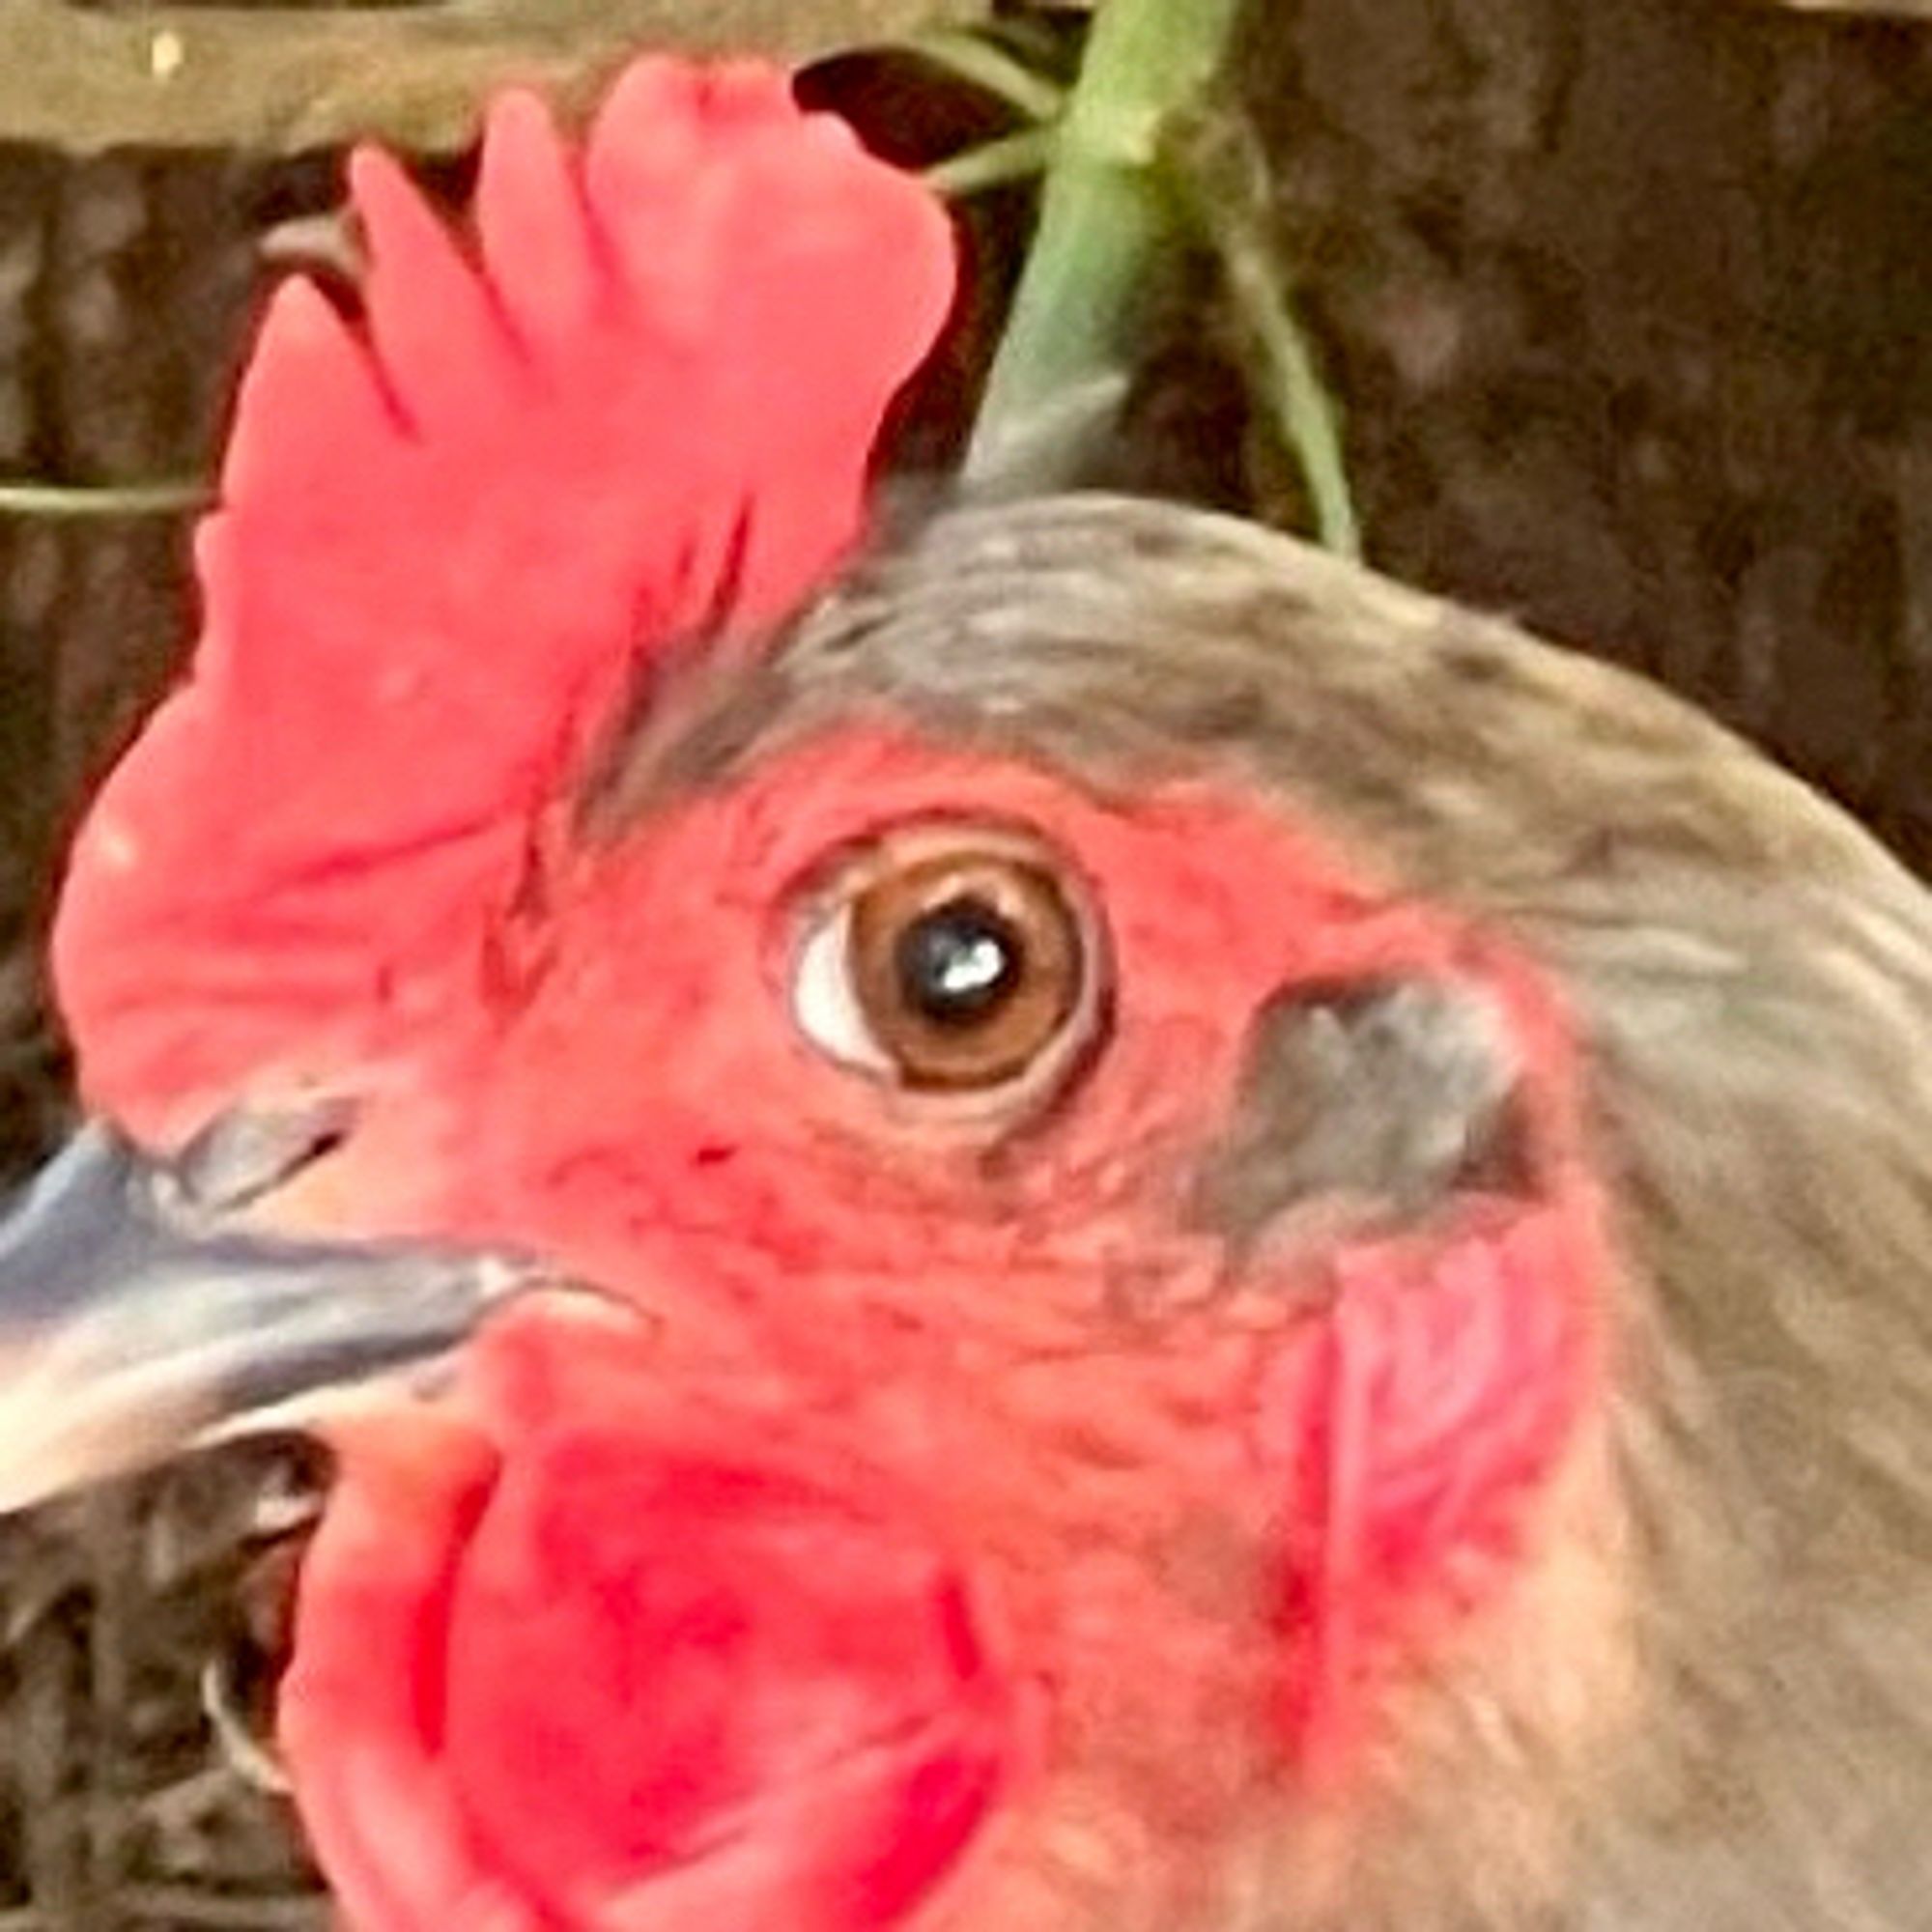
[0,0,977,155]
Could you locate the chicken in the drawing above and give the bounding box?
[0,49,1927,1932]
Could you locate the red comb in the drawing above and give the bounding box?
[50,57,955,1142]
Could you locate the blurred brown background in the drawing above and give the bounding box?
[11,2,1932,1153]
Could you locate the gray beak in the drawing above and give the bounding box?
[0,1111,526,1515]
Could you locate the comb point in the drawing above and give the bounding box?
[352,143,521,430]
[475,87,601,364]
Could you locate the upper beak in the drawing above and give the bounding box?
[0,1113,527,1515]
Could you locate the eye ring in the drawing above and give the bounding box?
[790,823,1108,1108]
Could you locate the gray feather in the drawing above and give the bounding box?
[621,494,1932,1929]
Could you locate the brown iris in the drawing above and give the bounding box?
[845,850,1088,1092]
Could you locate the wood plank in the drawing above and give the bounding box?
[0,0,977,155]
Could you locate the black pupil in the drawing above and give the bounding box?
[894,895,1025,1028]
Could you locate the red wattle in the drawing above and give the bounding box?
[280,1313,1016,1932]
[447,1436,1011,1930]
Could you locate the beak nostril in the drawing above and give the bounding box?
[168,1096,363,1220]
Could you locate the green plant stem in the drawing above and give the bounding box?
[0,480,209,520]
[1188,175,1359,558]
[907,29,1066,123]
[962,0,1246,493]
[923,124,1057,199]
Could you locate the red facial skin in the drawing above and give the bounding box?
[273,728,1607,1929]
[47,58,1609,1932]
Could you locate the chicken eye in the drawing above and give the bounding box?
[792,834,1104,1097]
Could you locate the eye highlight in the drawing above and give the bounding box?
[791,828,1106,1101]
